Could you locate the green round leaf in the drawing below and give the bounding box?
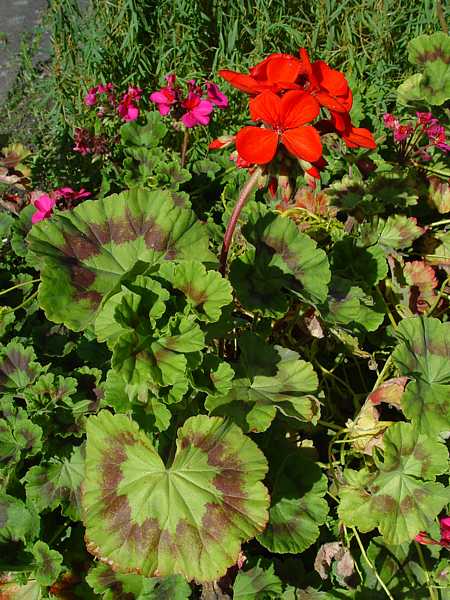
[207,334,320,432]
[82,411,269,582]
[0,494,39,543]
[339,422,449,545]
[233,561,283,599]
[31,541,63,586]
[242,207,330,305]
[257,454,328,554]
[0,342,42,391]
[27,188,214,331]
[86,563,191,600]
[160,260,233,322]
[393,316,450,435]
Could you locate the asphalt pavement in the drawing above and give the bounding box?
[0,0,48,102]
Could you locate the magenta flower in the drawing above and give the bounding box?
[181,93,213,128]
[32,194,56,224]
[150,88,177,116]
[416,112,435,126]
[440,517,450,546]
[55,187,91,202]
[383,113,399,130]
[426,123,450,152]
[393,124,413,142]
[84,87,98,106]
[206,82,228,109]
[117,86,142,122]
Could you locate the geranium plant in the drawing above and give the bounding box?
[0,41,449,600]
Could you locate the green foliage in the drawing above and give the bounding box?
[82,411,269,581]
[1,8,450,597]
[339,422,449,544]
[398,32,450,105]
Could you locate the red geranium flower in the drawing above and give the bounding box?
[219,53,303,95]
[330,112,377,149]
[236,90,322,165]
[299,48,352,113]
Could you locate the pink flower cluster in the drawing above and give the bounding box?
[84,83,142,122]
[415,516,450,549]
[73,127,109,156]
[31,187,91,224]
[84,83,114,107]
[150,75,228,128]
[384,111,450,157]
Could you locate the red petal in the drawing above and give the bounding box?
[218,70,260,94]
[266,56,303,84]
[236,126,279,164]
[249,91,281,126]
[280,90,320,129]
[250,53,297,79]
[315,91,351,113]
[312,61,348,96]
[282,126,322,162]
[331,111,351,134]
[344,127,377,149]
[299,48,313,80]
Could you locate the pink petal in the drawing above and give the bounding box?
[34,195,55,212]
[181,111,199,128]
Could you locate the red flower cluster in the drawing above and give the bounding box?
[212,50,376,175]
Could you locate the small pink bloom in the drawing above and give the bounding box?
[117,86,142,122]
[150,88,177,116]
[73,128,92,155]
[440,517,450,546]
[206,82,228,109]
[393,124,413,142]
[426,124,449,152]
[416,112,435,126]
[97,82,113,95]
[32,194,56,223]
[165,73,176,87]
[55,187,91,201]
[383,113,399,129]
[84,87,98,106]
[181,93,213,128]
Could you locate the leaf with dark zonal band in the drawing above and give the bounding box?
[206,334,320,432]
[233,561,283,599]
[112,315,204,399]
[240,206,330,305]
[31,541,63,586]
[27,188,214,331]
[359,215,424,252]
[159,260,233,322]
[0,494,39,543]
[0,341,42,391]
[23,445,85,520]
[338,422,449,545]
[257,454,328,554]
[392,316,450,435]
[82,411,269,582]
[86,563,191,600]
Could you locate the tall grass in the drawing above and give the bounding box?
[2,0,448,182]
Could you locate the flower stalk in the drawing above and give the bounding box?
[219,167,262,276]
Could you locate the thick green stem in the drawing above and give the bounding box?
[219,167,262,276]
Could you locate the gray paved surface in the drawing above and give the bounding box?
[0,0,48,101]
